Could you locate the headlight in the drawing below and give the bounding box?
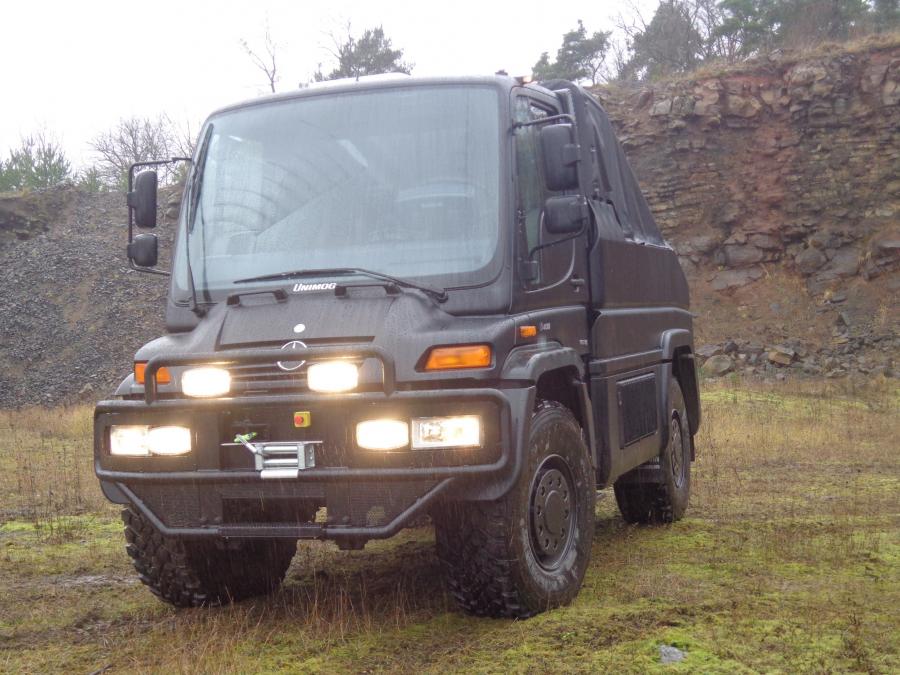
[110,425,192,456]
[412,415,482,449]
[110,425,150,456]
[307,361,358,393]
[356,419,409,451]
[181,367,231,397]
[146,426,192,456]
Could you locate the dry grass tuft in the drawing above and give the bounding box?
[0,406,109,541]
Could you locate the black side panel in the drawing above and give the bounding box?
[589,231,690,312]
[590,364,665,487]
[591,307,693,361]
[617,373,657,447]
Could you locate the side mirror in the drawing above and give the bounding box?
[127,233,159,267]
[544,195,588,234]
[540,124,580,191]
[128,170,158,228]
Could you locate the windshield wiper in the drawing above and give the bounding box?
[183,124,214,317]
[234,267,448,303]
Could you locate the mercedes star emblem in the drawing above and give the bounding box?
[277,340,307,372]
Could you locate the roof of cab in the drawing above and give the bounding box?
[208,74,530,118]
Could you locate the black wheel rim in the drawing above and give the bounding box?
[670,415,686,489]
[528,455,577,571]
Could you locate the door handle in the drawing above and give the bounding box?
[570,276,585,290]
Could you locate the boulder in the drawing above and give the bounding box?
[687,234,719,254]
[696,343,724,359]
[723,244,765,267]
[711,268,764,291]
[651,99,673,116]
[767,345,796,366]
[660,646,686,665]
[702,354,734,377]
[726,94,762,118]
[814,247,860,283]
[795,247,827,275]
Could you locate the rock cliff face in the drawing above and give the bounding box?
[598,37,899,378]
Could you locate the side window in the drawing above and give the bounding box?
[513,97,559,286]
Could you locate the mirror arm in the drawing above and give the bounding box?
[128,259,170,277]
[527,207,590,260]
[512,113,576,130]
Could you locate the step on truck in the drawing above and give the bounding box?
[94,74,701,618]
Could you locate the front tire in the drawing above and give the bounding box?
[434,401,595,618]
[614,378,692,524]
[122,507,296,607]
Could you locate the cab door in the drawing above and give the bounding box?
[510,92,590,351]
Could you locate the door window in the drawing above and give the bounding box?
[513,97,567,288]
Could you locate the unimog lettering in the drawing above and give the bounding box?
[98,75,701,618]
[292,282,337,292]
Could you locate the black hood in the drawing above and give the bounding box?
[218,290,396,348]
[134,287,519,389]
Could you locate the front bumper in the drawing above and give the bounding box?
[95,385,528,543]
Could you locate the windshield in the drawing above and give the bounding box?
[174,85,501,297]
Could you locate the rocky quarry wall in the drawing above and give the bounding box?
[598,38,899,380]
[0,39,898,406]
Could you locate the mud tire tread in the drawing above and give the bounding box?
[434,401,594,618]
[122,506,295,607]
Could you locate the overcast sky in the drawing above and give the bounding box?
[1,0,651,168]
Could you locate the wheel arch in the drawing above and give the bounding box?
[502,345,598,476]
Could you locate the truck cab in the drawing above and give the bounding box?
[95,75,701,618]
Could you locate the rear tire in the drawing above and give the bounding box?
[614,379,692,524]
[122,507,296,607]
[433,401,595,618]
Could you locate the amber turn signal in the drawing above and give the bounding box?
[424,344,492,371]
[134,362,172,385]
[519,325,538,339]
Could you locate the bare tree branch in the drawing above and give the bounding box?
[240,21,278,93]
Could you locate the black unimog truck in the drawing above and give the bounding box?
[94,74,701,618]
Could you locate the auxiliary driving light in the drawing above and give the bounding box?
[110,425,192,457]
[412,415,482,449]
[307,361,359,393]
[146,426,192,456]
[356,419,409,451]
[181,367,231,397]
[109,425,151,456]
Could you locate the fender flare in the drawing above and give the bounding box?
[501,344,597,472]
[660,328,692,361]
[659,329,701,435]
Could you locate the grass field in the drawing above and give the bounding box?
[0,379,898,673]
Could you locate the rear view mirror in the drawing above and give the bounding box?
[544,195,588,234]
[127,233,159,267]
[128,170,158,228]
[540,124,580,191]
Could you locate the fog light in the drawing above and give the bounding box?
[147,426,192,456]
[110,425,150,456]
[412,415,482,449]
[356,419,409,451]
[308,361,358,393]
[182,367,231,397]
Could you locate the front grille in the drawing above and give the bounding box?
[224,342,371,393]
[229,362,307,392]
